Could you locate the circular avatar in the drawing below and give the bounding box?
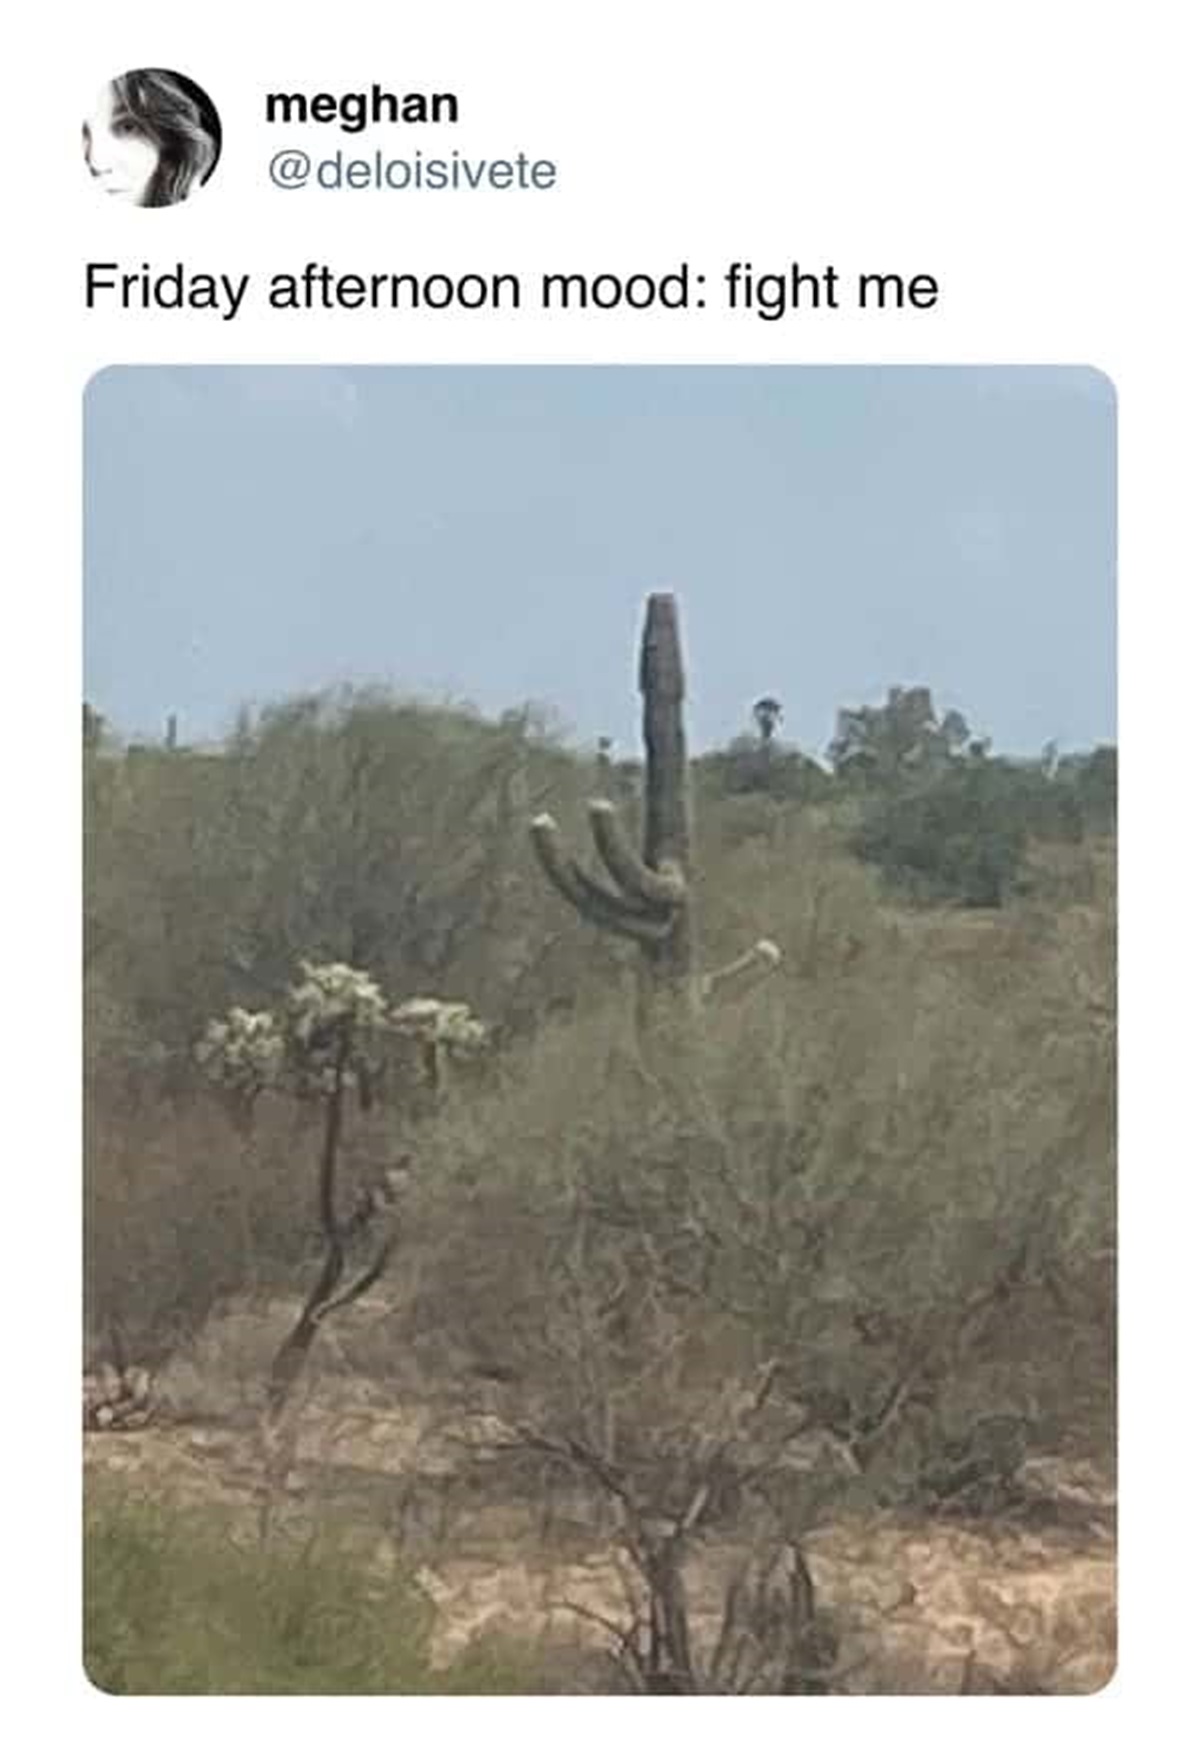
[83,70,221,207]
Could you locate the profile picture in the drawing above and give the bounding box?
[82,69,221,207]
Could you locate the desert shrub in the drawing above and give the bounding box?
[84,692,602,1097]
[1059,745,1117,834]
[696,737,833,805]
[849,754,1117,909]
[85,1089,318,1364]
[414,920,1112,1447]
[387,891,1112,1685]
[84,1489,541,1694]
[851,765,1029,906]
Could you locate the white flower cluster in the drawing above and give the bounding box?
[390,997,488,1050]
[286,960,390,1049]
[195,1007,285,1093]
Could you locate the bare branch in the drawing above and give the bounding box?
[509,1423,632,1507]
[555,1597,644,1663]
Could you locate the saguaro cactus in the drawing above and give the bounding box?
[530,591,781,1025]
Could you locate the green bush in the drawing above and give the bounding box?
[1062,745,1117,832]
[84,1491,540,1694]
[851,765,1030,906]
[849,752,1116,908]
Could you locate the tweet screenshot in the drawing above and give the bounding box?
[10,0,1193,1747]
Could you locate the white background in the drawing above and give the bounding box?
[3,0,1194,1751]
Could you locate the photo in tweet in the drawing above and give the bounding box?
[81,363,1116,1696]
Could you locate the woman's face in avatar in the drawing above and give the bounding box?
[83,84,160,204]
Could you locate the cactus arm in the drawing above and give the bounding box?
[529,814,674,946]
[569,866,674,944]
[700,939,783,1004]
[587,799,688,909]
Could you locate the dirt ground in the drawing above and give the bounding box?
[85,1302,1116,1695]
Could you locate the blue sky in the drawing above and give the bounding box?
[84,366,1115,759]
